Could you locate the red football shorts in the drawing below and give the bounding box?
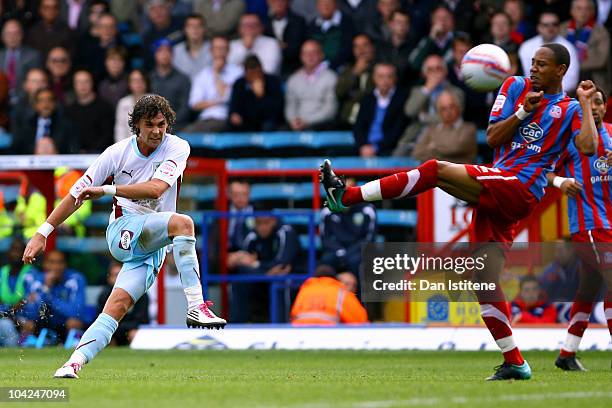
[571,228,612,271]
[465,165,538,244]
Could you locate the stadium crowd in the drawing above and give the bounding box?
[1,0,612,340]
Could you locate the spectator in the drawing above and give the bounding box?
[398,54,464,147]
[60,0,91,33]
[0,19,42,104]
[10,68,49,133]
[354,62,408,156]
[231,208,300,322]
[76,12,122,82]
[285,40,338,131]
[46,46,73,106]
[115,69,149,142]
[376,9,416,88]
[366,0,401,43]
[227,179,254,252]
[66,70,114,153]
[229,55,283,131]
[0,71,8,130]
[26,0,75,58]
[529,0,573,25]
[228,13,282,75]
[336,33,375,129]
[486,11,520,54]
[150,39,191,129]
[538,239,581,302]
[518,12,580,94]
[142,0,184,69]
[511,276,557,324]
[22,250,86,342]
[172,13,212,80]
[97,261,149,345]
[81,0,111,35]
[409,90,477,163]
[561,0,611,93]
[338,0,378,36]
[408,6,457,71]
[291,265,368,325]
[98,46,129,108]
[185,35,242,133]
[320,198,376,276]
[503,0,534,44]
[447,34,489,128]
[12,87,77,154]
[263,0,307,78]
[192,0,246,38]
[307,0,355,70]
[0,239,39,347]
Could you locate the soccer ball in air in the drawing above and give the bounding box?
[460,44,511,92]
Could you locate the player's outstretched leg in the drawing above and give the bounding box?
[320,159,440,212]
[170,214,226,329]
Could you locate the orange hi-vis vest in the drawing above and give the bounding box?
[290,277,368,325]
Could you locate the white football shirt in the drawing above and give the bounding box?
[69,134,190,224]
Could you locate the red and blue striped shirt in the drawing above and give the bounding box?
[558,123,612,234]
[489,76,582,200]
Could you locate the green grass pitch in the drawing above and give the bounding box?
[1,348,610,408]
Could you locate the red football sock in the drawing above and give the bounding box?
[604,293,612,337]
[477,287,524,365]
[342,159,439,206]
[560,301,593,357]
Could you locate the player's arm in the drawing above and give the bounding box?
[74,179,170,206]
[574,80,598,156]
[546,172,582,198]
[486,90,544,148]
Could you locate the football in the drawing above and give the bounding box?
[461,43,511,92]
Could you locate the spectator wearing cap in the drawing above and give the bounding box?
[228,13,282,75]
[193,0,246,38]
[307,0,355,70]
[76,12,122,82]
[142,0,184,69]
[185,35,243,133]
[115,69,149,142]
[98,47,129,108]
[150,39,191,129]
[354,63,408,157]
[173,13,212,80]
[26,0,75,58]
[228,55,284,132]
[66,70,114,153]
[263,0,307,78]
[561,0,611,93]
[0,19,42,105]
[285,40,338,131]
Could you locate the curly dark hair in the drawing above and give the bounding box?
[128,94,176,135]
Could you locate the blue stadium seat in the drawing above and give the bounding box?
[179,131,355,150]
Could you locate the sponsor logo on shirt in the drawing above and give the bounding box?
[593,156,610,175]
[72,175,92,195]
[119,229,134,250]
[549,105,562,119]
[519,122,544,144]
[155,161,177,178]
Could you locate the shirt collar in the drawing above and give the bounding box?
[316,10,342,32]
[373,87,395,107]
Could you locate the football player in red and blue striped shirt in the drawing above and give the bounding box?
[321,43,600,380]
[547,86,612,371]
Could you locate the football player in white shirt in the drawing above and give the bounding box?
[22,95,226,379]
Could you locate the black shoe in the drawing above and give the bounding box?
[319,159,348,212]
[485,361,532,381]
[555,355,587,371]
